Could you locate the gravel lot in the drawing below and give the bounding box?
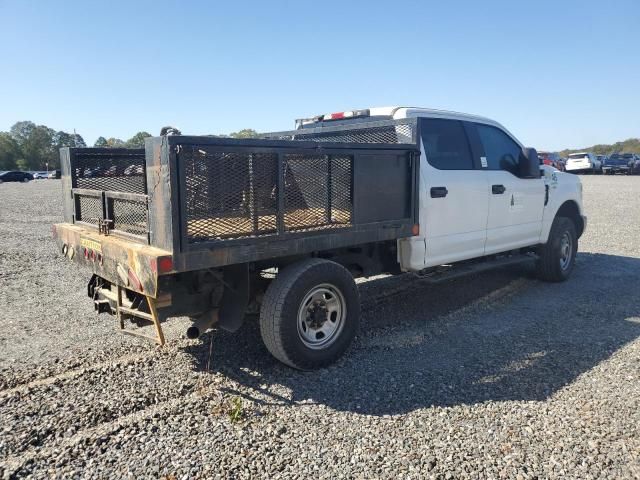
[1,176,639,479]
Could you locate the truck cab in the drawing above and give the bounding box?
[298,106,586,274]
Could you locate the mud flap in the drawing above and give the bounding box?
[217,263,250,332]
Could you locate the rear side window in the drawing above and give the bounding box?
[419,118,473,170]
[475,124,523,176]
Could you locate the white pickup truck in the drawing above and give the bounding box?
[54,106,586,369]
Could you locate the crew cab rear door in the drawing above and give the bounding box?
[419,118,489,267]
[471,123,545,253]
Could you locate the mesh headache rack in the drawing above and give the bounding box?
[260,117,418,145]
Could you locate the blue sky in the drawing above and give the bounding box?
[0,0,638,151]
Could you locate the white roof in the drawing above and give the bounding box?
[298,105,523,146]
[388,106,521,147]
[381,106,504,129]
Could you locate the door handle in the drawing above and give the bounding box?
[492,184,506,194]
[430,186,448,198]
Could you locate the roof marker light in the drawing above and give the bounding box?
[296,109,370,128]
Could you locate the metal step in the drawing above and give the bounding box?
[416,254,535,284]
[118,306,153,322]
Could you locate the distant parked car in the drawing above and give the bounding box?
[603,154,631,175]
[565,152,602,174]
[538,151,564,170]
[0,171,34,183]
[557,158,566,171]
[596,155,608,168]
[622,153,640,175]
[31,171,49,179]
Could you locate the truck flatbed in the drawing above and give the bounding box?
[57,119,420,276]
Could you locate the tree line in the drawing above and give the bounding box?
[0,121,152,171]
[0,123,260,172]
[559,138,640,157]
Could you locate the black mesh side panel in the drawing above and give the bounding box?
[183,147,278,242]
[284,155,328,230]
[181,147,354,244]
[111,198,148,237]
[72,152,146,194]
[77,195,102,225]
[283,154,352,232]
[329,155,352,225]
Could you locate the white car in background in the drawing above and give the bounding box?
[565,152,601,174]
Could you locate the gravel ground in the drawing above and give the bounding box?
[0,176,639,479]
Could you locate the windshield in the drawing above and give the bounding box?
[568,154,588,160]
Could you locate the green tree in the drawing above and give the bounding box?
[106,137,125,148]
[559,138,640,157]
[0,132,21,170]
[16,158,30,171]
[94,136,108,147]
[9,121,36,145]
[125,131,152,148]
[229,128,259,139]
[3,122,88,170]
[53,131,74,148]
[19,124,56,170]
[72,134,86,148]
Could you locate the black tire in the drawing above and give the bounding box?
[536,216,578,282]
[259,258,360,370]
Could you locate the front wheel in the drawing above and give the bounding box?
[536,216,578,282]
[259,258,360,370]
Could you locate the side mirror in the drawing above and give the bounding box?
[520,147,541,178]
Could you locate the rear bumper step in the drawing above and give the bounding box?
[89,275,166,345]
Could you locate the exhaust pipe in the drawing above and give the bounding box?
[186,309,219,339]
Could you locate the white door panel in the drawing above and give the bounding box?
[473,123,545,254]
[485,172,545,254]
[426,229,487,266]
[423,165,489,267]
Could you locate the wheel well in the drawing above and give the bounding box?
[556,201,584,238]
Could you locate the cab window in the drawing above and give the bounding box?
[419,118,474,170]
[475,124,524,176]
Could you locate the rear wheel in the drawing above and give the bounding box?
[536,216,577,282]
[259,258,359,370]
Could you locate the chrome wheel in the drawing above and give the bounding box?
[559,231,573,271]
[297,283,346,350]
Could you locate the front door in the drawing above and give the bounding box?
[472,123,545,254]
